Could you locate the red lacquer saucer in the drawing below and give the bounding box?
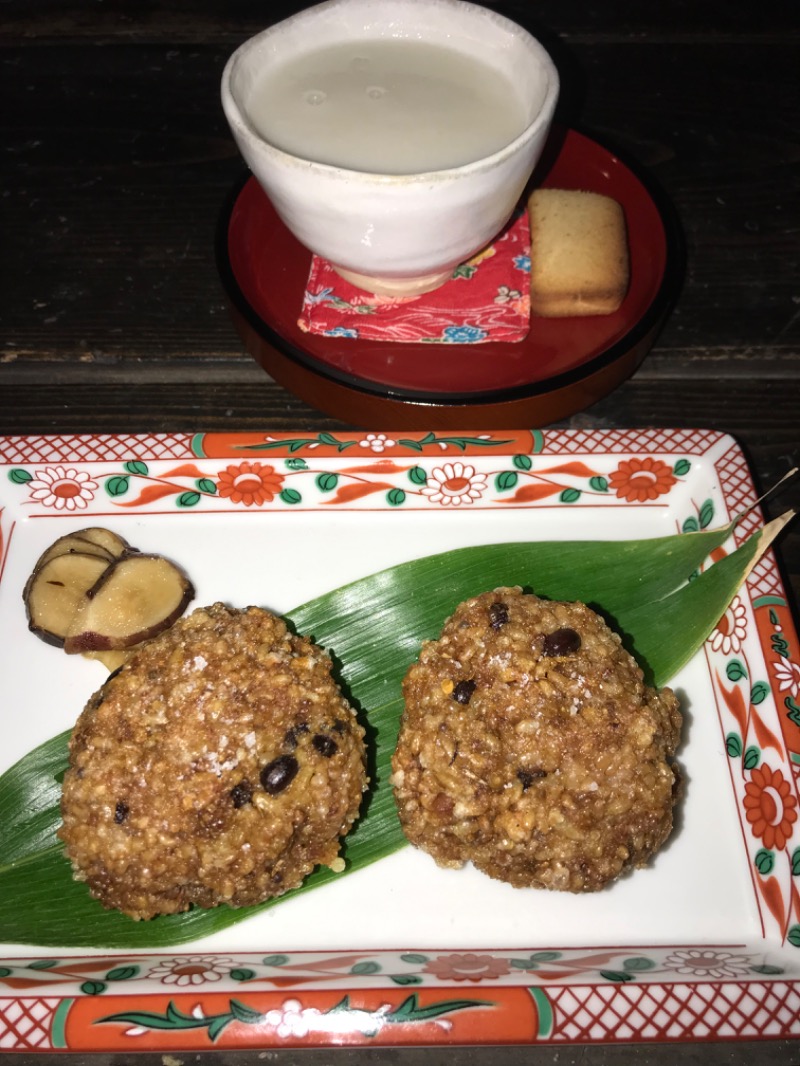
[217,128,682,428]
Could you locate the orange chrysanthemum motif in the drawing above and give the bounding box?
[423,953,511,982]
[607,457,677,502]
[743,764,798,851]
[216,462,284,506]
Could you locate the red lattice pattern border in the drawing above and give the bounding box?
[540,427,724,455]
[0,434,195,464]
[549,980,800,1041]
[0,998,60,1050]
[0,428,728,465]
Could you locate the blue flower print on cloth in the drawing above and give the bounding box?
[441,324,488,344]
[324,326,359,338]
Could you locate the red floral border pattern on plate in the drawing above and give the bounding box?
[2,429,719,514]
[0,427,724,465]
[0,427,798,1051]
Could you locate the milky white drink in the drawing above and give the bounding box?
[247,39,529,174]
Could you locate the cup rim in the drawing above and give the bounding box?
[220,0,560,184]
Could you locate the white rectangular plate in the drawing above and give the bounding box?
[0,428,798,1052]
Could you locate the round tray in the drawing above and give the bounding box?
[217,128,682,429]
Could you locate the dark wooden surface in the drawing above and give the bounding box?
[2,2,799,1063]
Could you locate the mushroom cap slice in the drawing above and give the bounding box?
[32,534,117,573]
[24,552,112,648]
[71,527,130,559]
[63,553,195,653]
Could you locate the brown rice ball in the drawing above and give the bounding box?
[59,603,367,920]
[391,588,681,892]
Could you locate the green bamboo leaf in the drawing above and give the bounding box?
[0,515,789,948]
[618,519,785,684]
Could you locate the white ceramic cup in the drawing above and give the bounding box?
[222,0,559,295]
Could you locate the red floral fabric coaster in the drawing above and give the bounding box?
[298,211,531,344]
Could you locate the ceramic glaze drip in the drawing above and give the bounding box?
[248,39,528,174]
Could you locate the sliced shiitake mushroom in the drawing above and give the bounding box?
[24,526,194,662]
[71,527,130,559]
[64,553,195,653]
[32,534,117,573]
[24,551,112,648]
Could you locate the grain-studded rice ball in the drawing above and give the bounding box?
[59,603,367,919]
[391,588,681,892]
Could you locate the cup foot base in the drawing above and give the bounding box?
[331,265,453,297]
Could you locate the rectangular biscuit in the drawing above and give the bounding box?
[528,188,630,317]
